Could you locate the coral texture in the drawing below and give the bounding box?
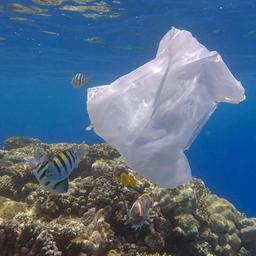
[0,136,255,256]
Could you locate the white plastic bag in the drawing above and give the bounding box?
[87,27,245,188]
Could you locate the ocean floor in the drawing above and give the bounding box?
[0,136,255,256]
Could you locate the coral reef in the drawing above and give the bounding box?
[0,219,61,256]
[0,136,255,256]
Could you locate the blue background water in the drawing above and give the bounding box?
[0,0,255,216]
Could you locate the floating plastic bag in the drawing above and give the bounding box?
[86,27,245,188]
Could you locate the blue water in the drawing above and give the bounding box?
[0,0,255,216]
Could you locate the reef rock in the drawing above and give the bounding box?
[4,136,41,150]
[0,136,255,256]
[0,219,61,256]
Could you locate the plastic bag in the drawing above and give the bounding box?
[86,27,245,188]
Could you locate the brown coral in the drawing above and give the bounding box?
[0,219,61,256]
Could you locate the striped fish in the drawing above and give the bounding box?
[71,73,89,88]
[32,144,86,194]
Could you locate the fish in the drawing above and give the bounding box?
[71,73,89,88]
[32,144,86,194]
[126,193,152,230]
[115,168,137,188]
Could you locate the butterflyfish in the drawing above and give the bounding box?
[126,193,152,230]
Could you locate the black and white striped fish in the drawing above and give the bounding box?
[71,73,89,88]
[32,144,86,194]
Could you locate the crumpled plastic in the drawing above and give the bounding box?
[86,27,245,188]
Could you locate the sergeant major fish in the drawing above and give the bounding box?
[125,193,152,230]
[71,73,89,88]
[32,144,86,194]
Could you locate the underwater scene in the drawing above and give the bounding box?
[1,0,256,255]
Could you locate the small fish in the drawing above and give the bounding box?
[126,193,152,230]
[40,30,59,36]
[71,73,89,88]
[115,169,137,188]
[32,144,85,194]
[83,36,104,44]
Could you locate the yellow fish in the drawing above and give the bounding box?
[116,170,137,187]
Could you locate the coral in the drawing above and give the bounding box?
[0,219,61,256]
[144,231,165,251]
[26,177,92,217]
[4,136,41,150]
[91,159,112,178]
[0,136,256,256]
[197,194,244,255]
[87,143,120,161]
[66,207,115,255]
[0,175,15,197]
[240,218,256,253]
[157,179,248,256]
[0,196,26,219]
[0,160,35,200]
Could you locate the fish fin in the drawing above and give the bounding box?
[144,220,149,225]
[34,149,43,162]
[54,178,69,194]
[132,221,146,230]
[132,224,141,231]
[76,142,89,159]
[29,149,48,169]
[124,219,130,225]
